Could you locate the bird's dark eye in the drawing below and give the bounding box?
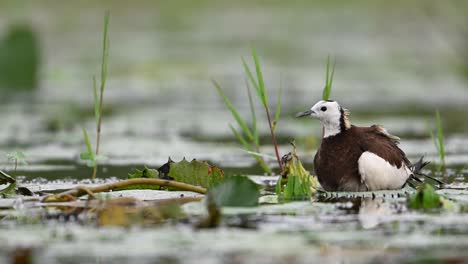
[321,106,327,112]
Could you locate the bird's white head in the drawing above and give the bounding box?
[296,100,351,138]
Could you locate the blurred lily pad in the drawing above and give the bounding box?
[408,183,456,211]
[209,176,260,207]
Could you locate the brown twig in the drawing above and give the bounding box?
[42,178,207,202]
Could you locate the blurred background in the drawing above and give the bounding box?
[0,0,467,177]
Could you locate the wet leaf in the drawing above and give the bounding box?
[408,183,455,211]
[128,166,159,179]
[276,143,320,200]
[167,158,224,189]
[126,159,223,190]
[209,176,260,207]
[0,170,16,196]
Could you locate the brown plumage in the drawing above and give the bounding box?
[296,100,436,192]
[314,125,409,191]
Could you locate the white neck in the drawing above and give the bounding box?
[322,121,341,138]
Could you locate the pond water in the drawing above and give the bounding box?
[0,0,468,263]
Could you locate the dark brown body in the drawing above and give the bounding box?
[314,125,410,192]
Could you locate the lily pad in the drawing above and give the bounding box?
[408,183,456,211]
[208,176,260,207]
[168,158,224,189]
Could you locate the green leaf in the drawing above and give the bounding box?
[209,176,260,207]
[100,11,110,96]
[276,144,320,200]
[408,184,441,210]
[80,128,96,168]
[6,151,28,165]
[213,79,255,142]
[0,170,16,185]
[79,153,93,160]
[429,130,440,153]
[93,76,100,126]
[167,158,224,189]
[128,166,159,179]
[435,110,445,164]
[242,57,260,94]
[245,79,259,146]
[229,124,253,151]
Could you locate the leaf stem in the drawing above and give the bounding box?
[265,107,283,172]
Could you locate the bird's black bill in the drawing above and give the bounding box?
[295,109,314,118]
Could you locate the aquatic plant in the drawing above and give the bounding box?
[6,151,27,178]
[128,158,224,189]
[208,175,260,207]
[80,12,110,179]
[276,142,320,200]
[214,47,283,173]
[430,110,445,168]
[408,183,455,211]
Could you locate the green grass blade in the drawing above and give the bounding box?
[213,79,254,141]
[251,47,268,107]
[229,124,253,151]
[242,57,260,94]
[435,110,445,163]
[245,78,259,146]
[100,11,110,95]
[82,128,95,159]
[273,77,282,131]
[93,76,99,126]
[429,130,440,153]
[322,55,335,100]
[328,59,336,94]
[325,55,330,86]
[230,125,272,173]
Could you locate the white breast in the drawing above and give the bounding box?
[358,151,411,191]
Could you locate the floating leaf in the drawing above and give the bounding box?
[168,158,224,189]
[209,176,260,207]
[407,183,455,211]
[128,166,159,179]
[128,159,224,190]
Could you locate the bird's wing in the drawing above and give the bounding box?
[356,125,412,191]
[359,125,410,167]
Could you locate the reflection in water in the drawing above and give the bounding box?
[319,195,399,229]
[358,197,394,229]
